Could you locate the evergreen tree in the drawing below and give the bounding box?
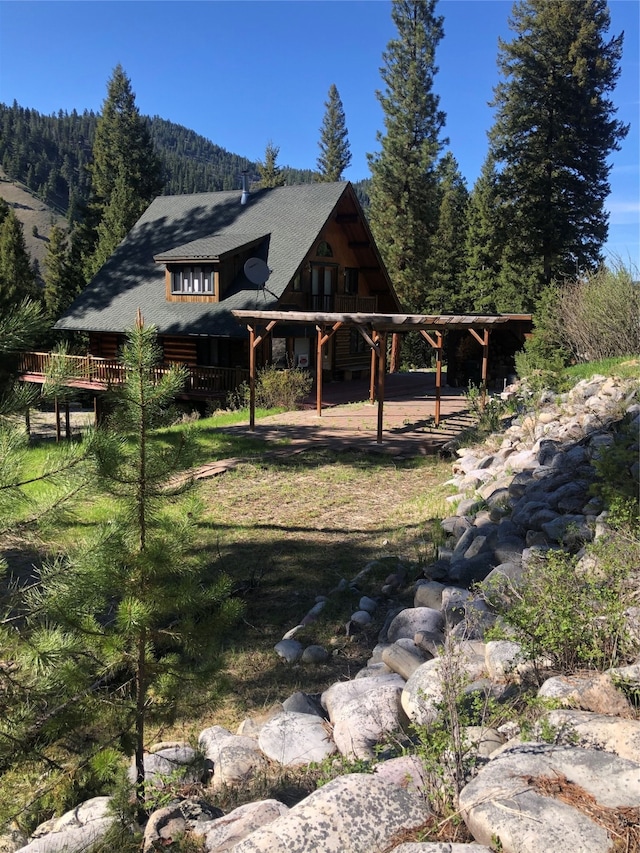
[368,0,446,313]
[316,84,352,181]
[4,320,241,820]
[464,153,506,312]
[429,152,469,312]
[43,224,79,322]
[0,200,39,313]
[488,0,628,304]
[256,140,286,188]
[0,299,46,422]
[84,65,163,278]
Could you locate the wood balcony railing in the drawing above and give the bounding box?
[19,352,249,396]
[310,294,378,313]
[333,295,378,313]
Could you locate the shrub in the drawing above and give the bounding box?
[487,541,636,677]
[227,365,313,411]
[464,384,512,436]
[515,262,640,386]
[557,262,640,362]
[591,416,640,528]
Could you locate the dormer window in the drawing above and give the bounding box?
[172,265,215,295]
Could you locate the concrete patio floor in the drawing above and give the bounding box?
[225,371,476,457]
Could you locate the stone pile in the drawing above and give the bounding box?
[12,374,640,853]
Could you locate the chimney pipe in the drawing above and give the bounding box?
[240,171,250,205]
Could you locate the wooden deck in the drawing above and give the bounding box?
[19,352,249,397]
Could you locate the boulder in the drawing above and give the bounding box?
[331,682,406,759]
[227,773,430,853]
[321,673,405,723]
[460,743,640,853]
[541,709,640,763]
[258,712,336,766]
[16,798,113,853]
[195,800,289,851]
[537,672,632,717]
[215,738,266,790]
[142,799,223,852]
[128,744,201,788]
[387,607,444,644]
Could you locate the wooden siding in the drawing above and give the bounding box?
[89,332,120,359]
[334,328,370,371]
[162,336,198,365]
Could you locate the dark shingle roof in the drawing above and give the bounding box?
[56,182,350,338]
[154,232,268,261]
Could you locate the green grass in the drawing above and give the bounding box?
[563,355,640,382]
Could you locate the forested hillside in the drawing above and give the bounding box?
[0,101,325,221]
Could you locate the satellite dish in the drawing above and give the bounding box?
[244,258,271,286]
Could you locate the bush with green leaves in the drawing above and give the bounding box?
[515,262,639,389]
[591,416,640,530]
[227,364,312,411]
[463,384,513,437]
[486,539,636,678]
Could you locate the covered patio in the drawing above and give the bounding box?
[232,310,523,445]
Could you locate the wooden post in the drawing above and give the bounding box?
[64,402,71,440]
[54,397,61,443]
[389,332,401,373]
[435,331,443,427]
[369,332,377,404]
[469,328,490,409]
[247,320,277,429]
[480,329,489,407]
[248,326,256,430]
[376,331,387,445]
[419,329,443,427]
[316,326,323,417]
[315,322,342,416]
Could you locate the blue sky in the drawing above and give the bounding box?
[0,0,637,267]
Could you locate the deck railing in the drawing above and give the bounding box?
[19,352,249,396]
[310,295,378,313]
[333,295,378,313]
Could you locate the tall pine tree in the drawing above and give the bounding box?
[317,84,352,182]
[84,65,163,279]
[488,0,628,304]
[43,224,80,323]
[368,0,446,313]
[464,153,507,312]
[429,152,469,312]
[0,199,39,313]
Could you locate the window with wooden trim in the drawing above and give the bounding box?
[171,265,215,295]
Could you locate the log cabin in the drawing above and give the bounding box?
[50,181,401,402]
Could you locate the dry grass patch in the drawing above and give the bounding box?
[158,447,452,734]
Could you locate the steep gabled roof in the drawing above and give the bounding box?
[56,182,354,338]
